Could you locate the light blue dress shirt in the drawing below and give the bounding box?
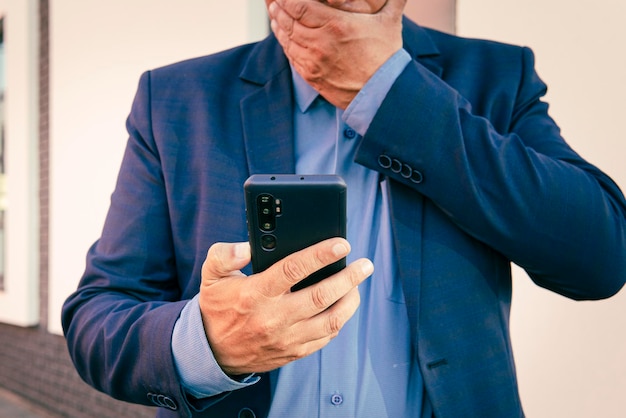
[172,49,426,417]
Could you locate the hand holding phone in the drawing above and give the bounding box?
[244,174,347,291]
[198,238,373,375]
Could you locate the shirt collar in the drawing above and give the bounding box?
[290,64,320,113]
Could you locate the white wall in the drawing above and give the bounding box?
[48,0,268,334]
[458,1,626,417]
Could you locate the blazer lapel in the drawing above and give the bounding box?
[239,36,296,175]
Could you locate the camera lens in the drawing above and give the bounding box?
[257,194,275,231]
[261,234,277,250]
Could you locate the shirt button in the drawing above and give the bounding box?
[330,393,344,406]
[343,128,357,139]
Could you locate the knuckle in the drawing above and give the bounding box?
[206,244,220,265]
[291,345,309,361]
[205,244,227,273]
[292,2,309,19]
[326,20,346,36]
[281,258,308,284]
[268,330,307,361]
[258,314,282,337]
[299,61,322,84]
[308,60,323,77]
[310,286,331,310]
[346,265,363,287]
[271,336,290,354]
[325,314,343,336]
[283,18,294,36]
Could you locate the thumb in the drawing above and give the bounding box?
[201,242,251,284]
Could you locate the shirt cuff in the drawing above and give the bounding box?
[343,48,412,136]
[171,294,260,399]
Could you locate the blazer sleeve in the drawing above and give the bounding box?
[356,46,626,300]
[61,71,196,415]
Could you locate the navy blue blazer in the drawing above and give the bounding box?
[62,18,626,418]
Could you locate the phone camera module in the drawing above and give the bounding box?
[261,234,277,250]
[257,194,276,231]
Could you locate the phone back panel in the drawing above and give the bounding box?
[244,174,347,290]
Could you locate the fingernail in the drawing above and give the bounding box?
[234,242,250,260]
[361,260,374,276]
[332,242,350,257]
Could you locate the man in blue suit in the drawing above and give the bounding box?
[62,0,626,417]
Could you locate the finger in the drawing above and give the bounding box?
[294,258,373,316]
[268,1,294,38]
[294,285,362,343]
[272,21,323,80]
[270,5,335,81]
[253,287,362,371]
[269,1,331,56]
[201,242,250,284]
[273,0,337,28]
[274,257,372,328]
[255,238,351,298]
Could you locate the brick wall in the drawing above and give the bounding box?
[0,323,153,417]
[0,2,153,416]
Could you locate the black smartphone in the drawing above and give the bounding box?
[244,174,347,291]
